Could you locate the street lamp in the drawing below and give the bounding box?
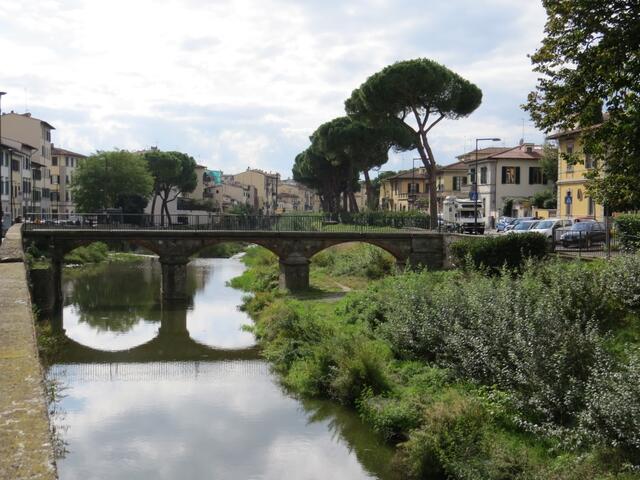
[473,137,501,234]
[0,91,6,233]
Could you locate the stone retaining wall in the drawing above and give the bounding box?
[0,225,56,479]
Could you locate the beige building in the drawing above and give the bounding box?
[209,180,258,212]
[276,180,320,213]
[1,137,39,230]
[1,112,55,217]
[229,168,279,213]
[51,146,86,215]
[458,143,552,226]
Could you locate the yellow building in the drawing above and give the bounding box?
[547,128,604,220]
[379,168,429,211]
[229,168,280,214]
[435,161,470,209]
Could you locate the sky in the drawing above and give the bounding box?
[0,0,548,178]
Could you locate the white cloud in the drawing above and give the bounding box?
[0,0,548,176]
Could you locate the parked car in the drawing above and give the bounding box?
[529,218,573,239]
[507,220,539,234]
[496,217,515,232]
[559,221,606,248]
[503,217,537,232]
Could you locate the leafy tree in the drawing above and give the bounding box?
[144,150,198,225]
[524,0,640,211]
[293,148,351,213]
[346,58,482,227]
[310,116,414,211]
[539,143,559,184]
[71,150,153,212]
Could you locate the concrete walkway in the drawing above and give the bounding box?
[0,225,56,479]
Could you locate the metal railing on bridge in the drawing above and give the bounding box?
[22,212,436,234]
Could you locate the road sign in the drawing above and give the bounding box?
[469,191,478,201]
[565,193,573,205]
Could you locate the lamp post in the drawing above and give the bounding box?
[0,91,6,233]
[473,137,501,234]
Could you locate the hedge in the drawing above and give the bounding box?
[614,213,640,252]
[450,233,548,273]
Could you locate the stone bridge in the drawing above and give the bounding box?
[22,225,452,301]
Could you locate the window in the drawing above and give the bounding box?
[588,197,595,216]
[408,183,420,194]
[566,144,574,172]
[51,175,59,184]
[52,156,58,166]
[585,153,597,169]
[469,168,476,184]
[480,166,487,184]
[501,166,520,184]
[529,167,544,184]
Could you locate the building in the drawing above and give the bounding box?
[1,137,39,230]
[1,112,55,217]
[546,128,604,220]
[229,168,279,214]
[210,180,258,212]
[458,143,552,226]
[379,168,429,211]
[51,146,86,215]
[435,161,471,209]
[276,179,320,213]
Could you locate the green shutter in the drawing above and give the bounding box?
[515,167,521,184]
[501,167,506,184]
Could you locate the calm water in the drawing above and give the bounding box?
[45,257,399,480]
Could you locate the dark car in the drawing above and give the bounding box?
[559,221,606,248]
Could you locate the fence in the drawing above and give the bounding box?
[551,218,635,258]
[21,212,435,234]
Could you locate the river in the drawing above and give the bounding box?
[43,256,400,480]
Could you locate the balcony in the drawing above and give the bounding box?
[397,192,429,200]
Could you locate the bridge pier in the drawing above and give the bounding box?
[279,253,310,291]
[51,253,64,309]
[159,256,189,302]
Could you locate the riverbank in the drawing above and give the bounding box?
[233,244,640,479]
[0,225,56,480]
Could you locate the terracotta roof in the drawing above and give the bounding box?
[52,146,86,157]
[459,145,542,163]
[386,168,429,180]
[438,161,467,171]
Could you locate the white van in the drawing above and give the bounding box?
[529,218,573,238]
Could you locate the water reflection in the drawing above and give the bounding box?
[59,257,254,352]
[46,257,398,480]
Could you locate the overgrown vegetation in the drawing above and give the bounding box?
[449,232,548,273]
[615,214,640,252]
[234,243,640,479]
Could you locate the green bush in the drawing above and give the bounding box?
[615,214,640,252]
[604,254,640,311]
[450,232,548,273]
[311,243,395,280]
[64,242,109,264]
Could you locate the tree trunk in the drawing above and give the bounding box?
[363,170,375,210]
[150,193,157,225]
[349,191,359,213]
[163,201,172,226]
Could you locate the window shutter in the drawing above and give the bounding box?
[515,167,521,184]
[501,167,506,184]
[416,183,420,193]
[528,167,533,184]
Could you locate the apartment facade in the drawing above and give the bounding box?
[547,129,604,220]
[458,144,552,227]
[1,112,54,216]
[230,168,279,214]
[51,146,86,215]
[379,168,429,211]
[276,179,320,213]
[435,161,471,208]
[1,137,39,231]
